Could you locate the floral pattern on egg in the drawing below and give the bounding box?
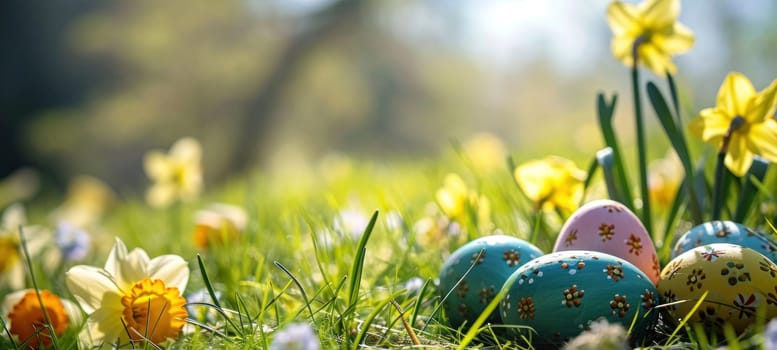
[671,220,777,264]
[438,235,544,329]
[658,243,777,333]
[499,250,658,347]
[553,199,660,284]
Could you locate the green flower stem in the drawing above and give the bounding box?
[630,46,652,235]
[712,151,727,220]
[19,226,59,350]
[712,116,745,220]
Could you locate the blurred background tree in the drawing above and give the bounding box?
[1,0,775,194]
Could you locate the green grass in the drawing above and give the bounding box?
[3,151,776,349]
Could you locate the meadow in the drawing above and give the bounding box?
[3,0,777,349]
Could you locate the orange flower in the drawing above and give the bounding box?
[192,203,247,249]
[2,289,81,349]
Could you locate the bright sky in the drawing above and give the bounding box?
[266,0,776,87]
[462,0,611,75]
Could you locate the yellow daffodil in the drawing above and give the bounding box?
[144,137,203,208]
[435,174,491,227]
[514,156,586,215]
[0,204,49,290]
[688,73,777,176]
[2,289,82,349]
[462,133,507,173]
[193,203,247,249]
[51,176,115,228]
[607,0,694,75]
[65,237,189,348]
[648,150,683,209]
[0,168,39,210]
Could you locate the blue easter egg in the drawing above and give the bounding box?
[499,250,658,346]
[438,235,544,329]
[671,221,777,263]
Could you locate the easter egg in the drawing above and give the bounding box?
[658,243,777,333]
[554,199,660,284]
[438,235,544,329]
[499,250,658,346]
[671,220,777,263]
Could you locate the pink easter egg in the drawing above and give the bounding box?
[553,199,660,284]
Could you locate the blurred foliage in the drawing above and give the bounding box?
[1,0,776,198]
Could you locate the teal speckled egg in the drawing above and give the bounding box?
[499,250,658,347]
[438,235,544,329]
[671,221,777,263]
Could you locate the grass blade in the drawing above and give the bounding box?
[274,261,315,319]
[390,299,420,345]
[596,147,624,204]
[455,264,520,350]
[665,71,682,124]
[197,254,223,309]
[350,291,402,350]
[647,81,703,224]
[734,156,769,222]
[348,210,378,308]
[665,290,709,345]
[424,248,486,333]
[19,226,58,350]
[581,156,598,205]
[596,92,634,210]
[410,278,432,329]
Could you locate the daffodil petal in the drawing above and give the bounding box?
[607,1,640,36]
[717,73,756,117]
[148,255,190,292]
[639,43,674,75]
[725,135,753,177]
[1,289,28,317]
[119,250,153,288]
[747,121,777,162]
[23,226,51,256]
[746,77,777,124]
[654,23,694,55]
[2,203,26,230]
[515,161,553,202]
[7,262,25,290]
[170,137,202,163]
[640,0,679,29]
[611,37,635,64]
[65,265,121,314]
[62,298,85,328]
[146,184,176,209]
[86,307,126,348]
[688,108,730,144]
[105,238,151,289]
[143,151,172,181]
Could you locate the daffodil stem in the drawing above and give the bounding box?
[712,118,744,220]
[712,151,728,220]
[631,65,652,234]
[529,210,543,245]
[19,226,59,350]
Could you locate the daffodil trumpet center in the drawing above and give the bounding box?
[720,116,747,154]
[120,278,187,346]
